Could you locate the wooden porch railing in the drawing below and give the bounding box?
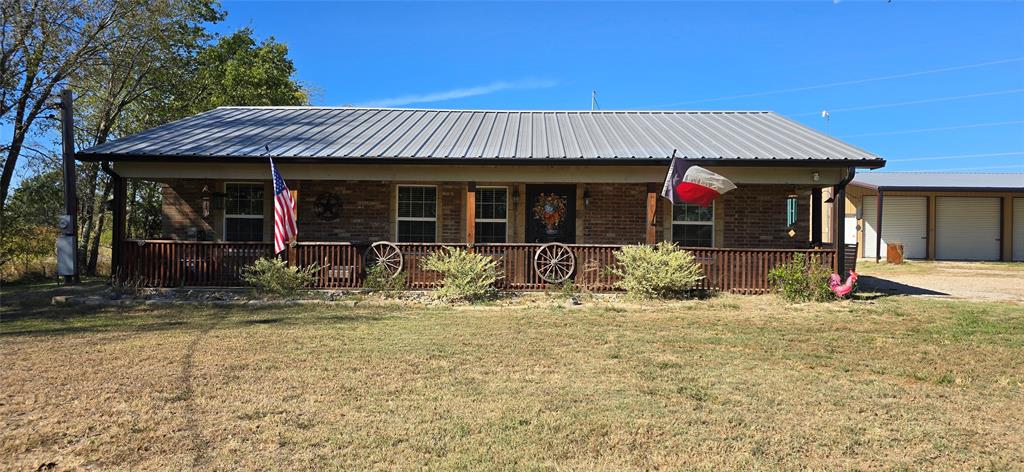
[117,240,274,287]
[118,240,837,294]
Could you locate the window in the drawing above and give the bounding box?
[672,203,713,247]
[474,187,508,243]
[224,183,264,241]
[397,185,437,242]
[786,196,799,227]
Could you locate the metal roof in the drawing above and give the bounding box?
[78,106,884,164]
[853,172,1024,191]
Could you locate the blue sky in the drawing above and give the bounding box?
[214,0,1023,173]
[7,1,1024,184]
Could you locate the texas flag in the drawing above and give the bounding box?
[661,155,736,207]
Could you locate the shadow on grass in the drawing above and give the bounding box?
[856,275,949,300]
[1,278,109,315]
[1,300,398,338]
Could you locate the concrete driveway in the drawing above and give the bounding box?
[857,261,1024,302]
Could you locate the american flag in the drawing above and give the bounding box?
[270,158,298,254]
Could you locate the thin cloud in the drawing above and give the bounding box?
[359,79,557,107]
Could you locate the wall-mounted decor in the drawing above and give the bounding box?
[314,192,341,221]
[532,192,567,235]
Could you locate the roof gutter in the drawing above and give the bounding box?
[75,154,886,169]
[849,182,1023,193]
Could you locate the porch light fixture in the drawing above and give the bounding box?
[201,185,227,217]
[583,188,592,208]
[201,186,212,217]
[511,187,520,205]
[812,171,820,182]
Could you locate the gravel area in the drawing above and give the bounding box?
[858,261,1024,302]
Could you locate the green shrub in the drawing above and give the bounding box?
[610,242,704,299]
[241,257,317,298]
[363,263,407,295]
[421,247,501,302]
[767,253,834,303]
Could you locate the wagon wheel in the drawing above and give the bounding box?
[365,241,403,278]
[534,243,576,284]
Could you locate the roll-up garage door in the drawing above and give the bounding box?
[936,197,1001,261]
[1013,198,1023,262]
[862,197,928,259]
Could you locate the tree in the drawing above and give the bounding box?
[70,26,308,275]
[0,0,128,222]
[0,167,62,277]
[1,3,309,279]
[69,0,222,275]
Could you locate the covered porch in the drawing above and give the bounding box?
[106,162,857,293]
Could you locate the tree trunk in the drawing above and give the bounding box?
[86,178,112,275]
[78,163,99,268]
[0,137,25,224]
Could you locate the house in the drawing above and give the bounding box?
[77,107,885,292]
[833,172,1024,262]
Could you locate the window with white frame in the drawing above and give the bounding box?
[396,185,437,242]
[672,202,714,247]
[224,183,264,241]
[475,187,508,243]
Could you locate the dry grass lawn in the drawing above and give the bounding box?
[2,283,1023,470]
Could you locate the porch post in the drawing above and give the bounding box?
[875,191,884,263]
[646,183,659,245]
[811,187,822,246]
[111,173,127,278]
[835,167,856,275]
[833,185,845,274]
[466,182,476,245]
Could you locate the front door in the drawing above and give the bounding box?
[525,185,576,243]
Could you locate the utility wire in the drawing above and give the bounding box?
[791,88,1024,117]
[887,151,1024,162]
[906,164,1024,172]
[648,57,1024,107]
[841,120,1024,138]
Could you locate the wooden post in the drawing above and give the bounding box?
[111,173,127,277]
[875,191,884,263]
[646,183,659,245]
[59,89,79,284]
[834,184,847,275]
[811,187,822,246]
[466,182,476,245]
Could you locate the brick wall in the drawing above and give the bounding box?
[161,180,215,240]
[721,184,809,249]
[439,183,464,243]
[160,179,811,249]
[296,180,390,242]
[581,183,656,244]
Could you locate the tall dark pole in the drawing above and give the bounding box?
[834,167,856,275]
[811,187,822,246]
[60,89,79,284]
[102,162,126,278]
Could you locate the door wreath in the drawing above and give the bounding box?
[533,193,567,234]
